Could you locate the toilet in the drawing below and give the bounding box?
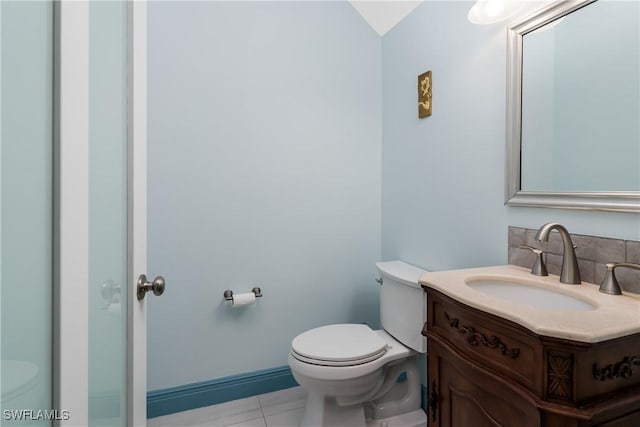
[288,261,428,427]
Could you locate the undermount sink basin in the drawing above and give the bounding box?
[465,278,596,311]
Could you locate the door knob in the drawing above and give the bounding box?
[137,274,165,300]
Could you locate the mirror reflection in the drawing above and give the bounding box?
[520,0,639,192]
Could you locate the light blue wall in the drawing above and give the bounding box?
[148,0,639,394]
[381,1,640,272]
[147,1,381,391]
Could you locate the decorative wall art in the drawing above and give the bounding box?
[418,70,432,118]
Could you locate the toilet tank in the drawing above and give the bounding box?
[376,261,428,353]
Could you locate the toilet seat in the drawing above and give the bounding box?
[289,329,413,382]
[291,348,387,367]
[291,324,388,367]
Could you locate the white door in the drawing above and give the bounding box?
[57,1,149,426]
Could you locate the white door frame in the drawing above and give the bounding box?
[55,1,147,426]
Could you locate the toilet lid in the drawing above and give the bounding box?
[291,324,388,364]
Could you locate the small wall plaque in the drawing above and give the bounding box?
[418,70,432,118]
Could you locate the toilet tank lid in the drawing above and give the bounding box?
[376,261,429,289]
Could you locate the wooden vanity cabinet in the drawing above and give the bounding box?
[422,288,640,427]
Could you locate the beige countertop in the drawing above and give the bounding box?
[419,265,640,343]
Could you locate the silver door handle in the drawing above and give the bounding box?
[137,274,165,300]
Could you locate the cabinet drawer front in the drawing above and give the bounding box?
[578,334,640,402]
[429,296,539,390]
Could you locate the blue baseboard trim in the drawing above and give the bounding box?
[147,366,298,419]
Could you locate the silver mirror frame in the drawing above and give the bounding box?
[505,0,640,213]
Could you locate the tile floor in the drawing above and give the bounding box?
[147,386,307,427]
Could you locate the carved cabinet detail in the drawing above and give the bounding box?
[423,288,640,427]
[444,311,521,359]
[593,355,640,381]
[546,351,573,401]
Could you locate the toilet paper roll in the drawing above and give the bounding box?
[232,292,256,307]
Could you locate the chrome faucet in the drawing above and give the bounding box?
[535,223,581,284]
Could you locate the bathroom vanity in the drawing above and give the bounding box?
[420,266,640,427]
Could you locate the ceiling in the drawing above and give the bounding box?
[349,1,553,35]
[349,1,424,36]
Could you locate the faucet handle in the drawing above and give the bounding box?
[518,245,548,277]
[599,262,640,295]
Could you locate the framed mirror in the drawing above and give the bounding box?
[505,0,640,212]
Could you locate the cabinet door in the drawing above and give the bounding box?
[596,412,640,427]
[429,340,540,427]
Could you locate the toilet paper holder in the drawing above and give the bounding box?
[223,287,262,301]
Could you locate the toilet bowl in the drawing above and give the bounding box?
[288,261,429,427]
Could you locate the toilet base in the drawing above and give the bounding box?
[300,392,427,427]
[301,393,366,427]
[295,355,425,427]
[366,409,427,427]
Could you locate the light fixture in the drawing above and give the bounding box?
[468,0,524,25]
[484,0,505,17]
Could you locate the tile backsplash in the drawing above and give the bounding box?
[508,226,640,294]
